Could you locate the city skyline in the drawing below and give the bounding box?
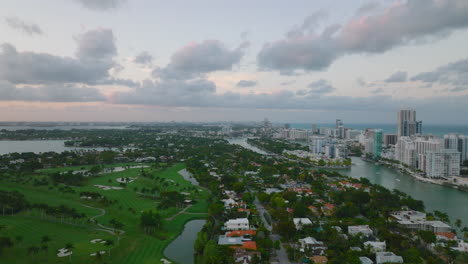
[1,0,468,123]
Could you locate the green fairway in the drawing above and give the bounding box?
[0,163,209,264]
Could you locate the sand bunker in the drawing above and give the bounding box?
[57,248,72,257]
[94,184,124,190]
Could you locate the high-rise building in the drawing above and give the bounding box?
[311,124,317,134]
[336,119,343,129]
[373,129,383,158]
[363,129,383,158]
[443,134,468,163]
[414,136,441,170]
[395,136,417,168]
[383,134,398,146]
[425,149,460,179]
[397,109,422,138]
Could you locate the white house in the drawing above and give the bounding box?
[298,237,325,250]
[391,210,426,221]
[359,256,374,264]
[293,218,312,230]
[224,218,249,231]
[364,241,386,253]
[348,225,373,236]
[375,252,403,264]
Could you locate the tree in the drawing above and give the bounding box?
[140,211,162,234]
[0,236,13,255]
[418,230,436,244]
[273,221,296,239]
[455,219,462,229]
[233,182,245,193]
[65,242,74,262]
[104,239,114,256]
[203,240,221,264]
[41,235,51,244]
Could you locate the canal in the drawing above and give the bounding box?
[164,219,206,264]
[341,157,468,224]
[230,138,468,225]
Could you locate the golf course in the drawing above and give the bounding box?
[0,163,209,264]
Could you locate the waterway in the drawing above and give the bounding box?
[341,157,468,224]
[164,219,206,264]
[229,138,468,224]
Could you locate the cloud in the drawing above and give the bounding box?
[111,77,468,116]
[450,87,468,92]
[0,29,117,85]
[372,88,384,94]
[74,0,126,11]
[133,51,153,66]
[153,40,248,80]
[236,80,257,88]
[258,0,468,73]
[411,58,468,88]
[280,80,296,86]
[385,71,407,82]
[0,81,105,102]
[303,79,336,95]
[5,17,43,36]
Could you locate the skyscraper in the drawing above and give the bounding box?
[397,109,422,138]
[444,134,468,163]
[336,119,343,129]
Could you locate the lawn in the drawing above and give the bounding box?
[0,163,209,264]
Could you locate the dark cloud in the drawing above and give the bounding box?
[153,40,248,80]
[258,0,468,73]
[385,71,407,82]
[411,58,468,88]
[0,29,117,85]
[133,51,153,66]
[450,87,468,92]
[111,77,468,116]
[305,79,336,95]
[236,80,257,88]
[74,0,126,11]
[5,17,43,36]
[280,80,296,86]
[372,88,384,94]
[0,81,105,102]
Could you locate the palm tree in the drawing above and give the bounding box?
[455,219,462,229]
[41,235,51,244]
[64,242,74,262]
[40,244,48,254]
[15,235,23,246]
[104,239,114,257]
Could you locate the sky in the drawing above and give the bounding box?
[1,0,468,124]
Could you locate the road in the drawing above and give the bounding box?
[254,197,291,264]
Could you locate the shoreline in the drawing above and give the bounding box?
[364,158,468,193]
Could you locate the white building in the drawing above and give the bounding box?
[348,225,373,236]
[425,149,460,179]
[391,211,426,221]
[395,136,417,168]
[364,241,386,253]
[293,218,312,230]
[359,257,374,264]
[346,130,362,141]
[224,218,250,231]
[376,252,403,264]
[298,237,325,252]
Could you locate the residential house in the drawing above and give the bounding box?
[348,225,373,236]
[375,252,403,264]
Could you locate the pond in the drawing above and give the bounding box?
[164,219,206,264]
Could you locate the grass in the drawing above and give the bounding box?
[0,163,209,264]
